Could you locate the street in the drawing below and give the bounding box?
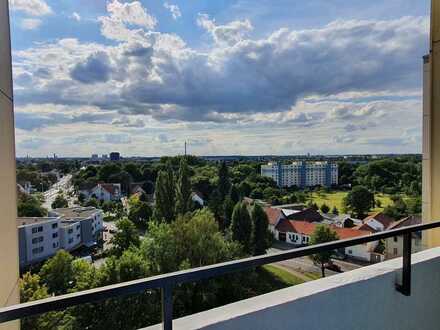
[268,241,362,278]
[42,174,74,210]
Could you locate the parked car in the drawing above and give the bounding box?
[325,262,343,273]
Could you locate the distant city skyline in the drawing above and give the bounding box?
[10,0,429,157]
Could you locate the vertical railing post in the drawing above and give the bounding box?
[396,233,412,296]
[161,284,173,330]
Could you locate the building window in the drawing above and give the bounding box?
[68,238,74,244]
[52,223,58,229]
[68,229,73,234]
[394,248,398,256]
[53,242,58,248]
[32,236,44,244]
[76,225,80,230]
[37,226,43,232]
[393,236,398,242]
[77,234,80,239]
[32,246,44,254]
[52,232,58,238]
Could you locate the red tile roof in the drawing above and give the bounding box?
[353,223,377,233]
[98,183,119,195]
[276,220,371,239]
[264,207,285,225]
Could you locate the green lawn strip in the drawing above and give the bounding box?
[262,265,306,286]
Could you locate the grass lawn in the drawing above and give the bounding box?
[309,191,394,214]
[263,265,306,286]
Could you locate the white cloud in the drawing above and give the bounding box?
[71,12,81,21]
[197,13,253,46]
[106,0,156,29]
[98,0,157,41]
[10,0,52,16]
[164,2,181,20]
[12,12,428,155]
[20,18,42,30]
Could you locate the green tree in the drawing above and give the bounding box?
[128,200,152,228]
[343,186,375,218]
[20,272,75,329]
[238,181,252,198]
[218,161,231,201]
[17,194,47,217]
[176,158,192,215]
[309,225,339,278]
[229,184,240,204]
[320,203,330,214]
[223,197,235,230]
[153,162,176,222]
[251,204,269,256]
[110,218,140,257]
[39,250,75,295]
[51,194,68,209]
[230,202,252,254]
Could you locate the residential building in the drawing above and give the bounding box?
[110,152,120,161]
[81,183,122,202]
[17,217,61,267]
[49,207,104,247]
[274,219,377,261]
[261,161,338,187]
[322,213,362,228]
[284,207,323,223]
[354,212,395,232]
[385,215,424,259]
[59,220,82,251]
[264,207,286,233]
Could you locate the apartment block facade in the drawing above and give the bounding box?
[17,207,103,267]
[261,161,338,187]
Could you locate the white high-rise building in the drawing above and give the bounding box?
[261,161,338,188]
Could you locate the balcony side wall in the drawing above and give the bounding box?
[0,0,20,329]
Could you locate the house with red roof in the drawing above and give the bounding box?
[81,183,122,202]
[274,219,378,262]
[264,207,286,233]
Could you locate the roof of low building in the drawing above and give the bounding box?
[353,223,378,233]
[52,206,101,220]
[264,207,285,225]
[363,212,395,229]
[17,217,58,227]
[97,183,120,195]
[388,215,422,230]
[276,219,371,239]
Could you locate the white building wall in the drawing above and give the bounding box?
[60,222,82,250]
[22,218,60,264]
[261,161,338,188]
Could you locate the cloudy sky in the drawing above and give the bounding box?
[9,0,429,157]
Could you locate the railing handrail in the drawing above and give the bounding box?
[1,220,440,328]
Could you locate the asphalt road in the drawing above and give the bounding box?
[42,174,73,210]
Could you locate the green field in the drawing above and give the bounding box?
[308,191,394,214]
